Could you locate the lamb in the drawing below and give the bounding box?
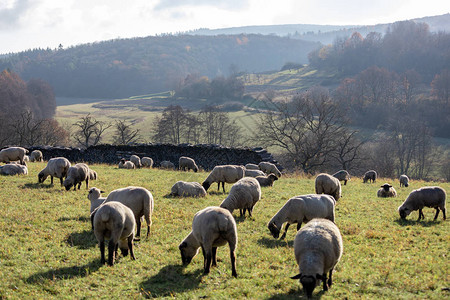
[87,187,106,213]
[160,160,175,170]
[268,194,336,240]
[219,177,261,217]
[179,156,199,172]
[399,175,409,187]
[0,164,28,175]
[63,163,90,191]
[118,158,135,169]
[0,147,28,165]
[398,186,446,221]
[244,169,266,178]
[255,173,279,187]
[332,170,351,185]
[30,150,43,162]
[258,161,282,177]
[245,163,259,170]
[141,157,153,168]
[105,186,154,239]
[291,218,343,298]
[170,181,207,197]
[89,169,98,180]
[179,206,238,277]
[202,165,245,193]
[91,201,136,266]
[130,155,142,168]
[363,170,377,183]
[377,183,397,198]
[38,157,71,185]
[315,173,342,201]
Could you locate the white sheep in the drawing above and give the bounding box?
[332,170,351,185]
[258,161,281,177]
[398,186,446,221]
[23,155,30,163]
[255,173,279,187]
[118,158,135,169]
[245,163,259,170]
[87,187,106,213]
[160,160,175,170]
[170,181,207,197]
[179,156,199,172]
[38,157,71,185]
[91,201,136,266]
[63,163,90,191]
[377,183,397,198]
[244,169,266,178]
[363,170,377,183]
[0,147,28,165]
[0,164,28,175]
[141,157,153,168]
[130,155,142,168]
[399,175,409,187]
[202,165,245,193]
[315,173,342,201]
[179,206,238,277]
[30,150,43,162]
[105,186,154,239]
[268,194,336,240]
[89,169,98,180]
[219,177,261,217]
[291,218,343,298]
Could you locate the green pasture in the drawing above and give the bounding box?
[0,162,448,299]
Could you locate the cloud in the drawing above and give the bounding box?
[0,0,33,29]
[154,0,250,11]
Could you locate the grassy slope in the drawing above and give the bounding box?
[0,163,448,299]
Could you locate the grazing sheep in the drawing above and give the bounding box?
[130,155,142,168]
[399,175,409,187]
[363,170,377,183]
[30,150,43,162]
[0,164,28,175]
[219,177,261,217]
[118,158,135,169]
[398,186,446,221]
[255,173,279,187]
[202,165,245,193]
[105,186,154,239]
[179,156,199,172]
[377,183,397,198]
[88,187,106,213]
[244,169,266,178]
[245,163,259,170]
[38,157,71,185]
[160,160,175,170]
[332,170,351,185]
[179,206,238,277]
[291,218,343,298]
[315,173,342,201]
[258,161,282,177]
[0,147,28,165]
[91,201,136,266]
[170,181,207,197]
[141,157,153,168]
[268,194,336,240]
[89,169,98,180]
[23,155,30,163]
[63,163,90,191]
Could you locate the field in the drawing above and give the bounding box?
[0,163,449,299]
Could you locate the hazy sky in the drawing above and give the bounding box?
[1,0,449,54]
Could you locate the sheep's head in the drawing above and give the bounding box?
[194,166,198,172]
[63,178,73,191]
[268,222,280,239]
[88,187,104,201]
[118,238,130,256]
[398,205,411,219]
[291,273,322,299]
[38,171,47,183]
[268,174,278,182]
[179,241,198,266]
[202,181,210,191]
[381,183,392,192]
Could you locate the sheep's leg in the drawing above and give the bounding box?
[108,240,116,266]
[322,272,328,291]
[202,246,212,275]
[128,236,136,260]
[135,218,141,240]
[433,208,440,221]
[211,247,217,267]
[417,209,424,221]
[239,209,244,217]
[217,182,220,191]
[344,180,347,185]
[328,268,334,287]
[222,182,225,193]
[442,208,446,220]
[114,243,119,259]
[280,223,290,240]
[99,241,106,264]
[86,178,89,189]
[230,247,237,278]
[50,176,54,185]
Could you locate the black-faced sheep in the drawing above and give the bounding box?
[0,164,28,175]
[142,157,153,168]
[315,173,341,201]
[63,163,90,191]
[202,165,245,193]
[0,147,28,165]
[30,150,43,162]
[160,160,175,170]
[118,158,135,169]
[398,186,446,221]
[38,157,71,186]
[179,156,199,172]
[255,173,278,187]
[219,177,261,217]
[332,170,350,185]
[399,175,409,187]
[170,181,207,197]
[363,170,377,183]
[377,183,397,198]
[258,161,281,177]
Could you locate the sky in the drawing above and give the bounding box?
[0,0,449,54]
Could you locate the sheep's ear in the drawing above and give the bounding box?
[100,190,105,193]
[291,273,302,280]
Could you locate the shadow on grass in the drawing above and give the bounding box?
[139,264,203,298]
[266,287,325,299]
[394,218,441,227]
[25,259,101,284]
[257,236,293,249]
[65,229,97,249]
[58,216,90,222]
[23,183,56,189]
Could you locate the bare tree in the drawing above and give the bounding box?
[113,119,141,145]
[72,114,111,148]
[330,130,365,171]
[152,105,186,144]
[199,105,242,147]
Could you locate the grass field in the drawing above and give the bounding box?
[0,163,448,299]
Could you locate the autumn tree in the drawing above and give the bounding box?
[72,114,111,148]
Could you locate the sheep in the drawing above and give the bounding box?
[255,173,279,187]
[363,170,377,183]
[315,173,342,201]
[38,157,71,186]
[130,155,142,168]
[105,186,154,239]
[141,157,153,168]
[398,186,446,221]
[219,177,261,217]
[258,161,282,177]
[88,187,106,213]
[63,163,90,191]
[202,165,245,193]
[0,164,28,175]
[179,206,238,277]
[268,194,336,240]
[399,175,409,187]
[291,218,343,298]
[244,169,266,178]
[160,160,175,170]
[89,169,98,180]
[245,163,259,170]
[0,147,28,165]
[91,201,136,266]
[23,155,30,163]
[332,170,351,185]
[179,156,199,172]
[377,183,397,198]
[30,150,43,162]
[170,181,207,197]
[118,158,135,169]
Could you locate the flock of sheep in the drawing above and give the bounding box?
[0,146,447,298]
